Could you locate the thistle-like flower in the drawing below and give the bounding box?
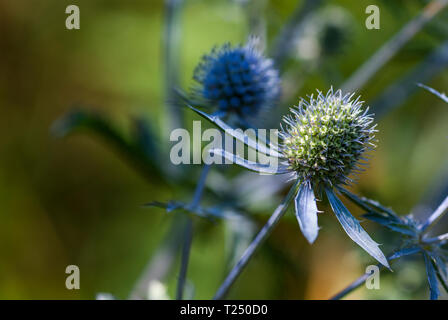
[280,89,376,188]
[186,88,389,268]
[192,39,281,122]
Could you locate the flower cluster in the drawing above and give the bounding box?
[280,89,377,188]
[193,40,281,119]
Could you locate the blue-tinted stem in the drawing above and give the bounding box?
[421,195,448,233]
[213,180,300,300]
[129,219,185,299]
[330,268,380,300]
[242,0,268,47]
[342,0,448,92]
[372,40,448,119]
[189,164,211,209]
[330,257,394,300]
[176,218,193,300]
[176,164,211,300]
[270,0,323,71]
[422,232,448,244]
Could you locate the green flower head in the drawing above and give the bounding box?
[280,88,377,188]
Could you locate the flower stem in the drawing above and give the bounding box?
[342,0,448,92]
[213,180,300,300]
[270,0,323,70]
[176,218,193,300]
[164,0,184,133]
[422,232,448,244]
[421,195,448,233]
[129,219,184,299]
[176,164,211,300]
[329,264,384,300]
[189,164,211,210]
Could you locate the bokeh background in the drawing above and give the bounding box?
[1,0,448,299]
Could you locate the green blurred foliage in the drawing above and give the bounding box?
[0,0,447,299]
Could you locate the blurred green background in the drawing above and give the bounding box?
[1,0,448,299]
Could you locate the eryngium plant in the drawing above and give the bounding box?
[280,89,376,187]
[190,88,389,268]
[164,39,282,300]
[192,39,281,121]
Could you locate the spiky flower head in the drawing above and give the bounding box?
[280,89,377,187]
[193,39,281,119]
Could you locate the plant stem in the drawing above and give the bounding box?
[421,195,448,233]
[243,0,268,48]
[189,164,211,210]
[330,261,390,300]
[270,0,323,71]
[176,218,193,300]
[342,0,448,92]
[330,266,383,300]
[372,40,448,119]
[422,232,448,244]
[331,181,448,300]
[129,219,184,299]
[164,0,184,133]
[176,164,211,300]
[213,180,300,300]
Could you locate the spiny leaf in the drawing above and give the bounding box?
[51,109,115,138]
[209,148,289,174]
[185,104,283,158]
[389,246,421,260]
[423,252,440,300]
[429,251,448,278]
[325,188,390,269]
[418,83,448,104]
[144,200,231,220]
[363,212,418,237]
[144,201,185,212]
[428,252,448,294]
[132,117,159,159]
[51,109,167,182]
[338,187,397,218]
[295,182,319,244]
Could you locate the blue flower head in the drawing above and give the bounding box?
[193,39,281,120]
